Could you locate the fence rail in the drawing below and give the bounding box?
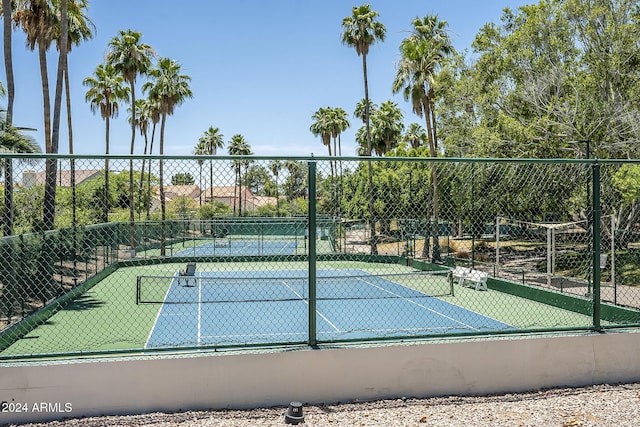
[1,154,640,360]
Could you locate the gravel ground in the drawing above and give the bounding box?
[9,382,640,427]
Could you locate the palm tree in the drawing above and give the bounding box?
[403,123,427,149]
[341,4,386,156]
[310,107,333,176]
[198,126,225,204]
[330,107,350,220]
[332,107,350,159]
[193,140,207,206]
[51,0,94,156]
[374,100,404,154]
[14,0,55,154]
[106,29,155,248]
[342,5,385,255]
[392,14,454,261]
[14,0,58,230]
[3,0,14,124]
[129,98,151,218]
[143,57,193,255]
[227,134,251,216]
[2,0,15,238]
[83,63,130,222]
[47,0,68,233]
[52,0,93,236]
[145,97,160,220]
[354,98,377,125]
[341,3,386,155]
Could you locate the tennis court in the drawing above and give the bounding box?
[140,268,515,348]
[171,237,304,257]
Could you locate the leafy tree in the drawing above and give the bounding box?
[171,172,195,185]
[440,0,640,236]
[168,196,196,220]
[198,200,231,219]
[282,160,307,201]
[245,164,273,196]
[1,109,41,238]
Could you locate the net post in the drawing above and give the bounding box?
[308,160,317,346]
[591,161,602,331]
[136,276,141,305]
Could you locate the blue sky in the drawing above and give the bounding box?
[3,0,533,157]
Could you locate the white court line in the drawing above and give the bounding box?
[200,331,308,341]
[144,273,179,348]
[355,276,481,331]
[282,279,340,332]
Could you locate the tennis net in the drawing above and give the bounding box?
[135,270,453,304]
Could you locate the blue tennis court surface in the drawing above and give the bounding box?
[172,239,300,257]
[144,269,515,348]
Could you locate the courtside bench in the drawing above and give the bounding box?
[450,266,488,291]
[178,262,197,286]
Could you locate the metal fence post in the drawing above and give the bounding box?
[308,160,317,346]
[471,162,475,268]
[592,161,602,331]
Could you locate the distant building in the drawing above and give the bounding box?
[201,186,277,212]
[19,169,103,189]
[160,185,201,202]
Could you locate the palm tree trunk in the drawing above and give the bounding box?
[146,122,156,220]
[209,158,213,204]
[64,65,77,248]
[275,173,280,214]
[429,97,441,262]
[65,65,73,154]
[63,63,79,276]
[138,132,149,219]
[420,95,440,261]
[362,53,377,255]
[198,161,203,206]
[128,81,136,250]
[3,0,14,123]
[104,115,110,223]
[238,166,243,216]
[326,141,334,178]
[233,166,238,215]
[159,113,167,256]
[2,0,14,237]
[2,0,16,318]
[39,43,56,231]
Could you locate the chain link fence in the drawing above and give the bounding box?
[0,154,639,359]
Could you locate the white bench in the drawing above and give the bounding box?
[451,266,471,286]
[450,266,488,291]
